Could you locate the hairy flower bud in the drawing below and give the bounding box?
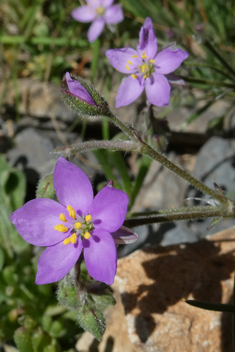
[61,72,111,117]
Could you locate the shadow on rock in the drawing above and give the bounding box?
[121,238,235,345]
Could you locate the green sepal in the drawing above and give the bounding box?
[87,282,116,312]
[186,299,235,313]
[36,173,56,200]
[57,276,81,310]
[77,305,106,341]
[61,74,111,117]
[14,327,34,352]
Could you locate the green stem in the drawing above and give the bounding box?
[106,112,137,141]
[140,142,229,206]
[204,40,235,80]
[124,205,223,227]
[54,140,140,156]
[181,76,235,89]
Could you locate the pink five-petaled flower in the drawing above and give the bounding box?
[9,157,137,285]
[71,0,124,43]
[106,17,189,108]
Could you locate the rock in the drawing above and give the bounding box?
[77,226,235,352]
[0,79,77,123]
[186,136,235,236]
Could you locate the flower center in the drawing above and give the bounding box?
[126,51,155,80]
[96,7,105,16]
[54,205,94,245]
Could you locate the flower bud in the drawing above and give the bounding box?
[36,173,56,200]
[61,72,111,117]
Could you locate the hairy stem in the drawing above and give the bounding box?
[124,205,224,227]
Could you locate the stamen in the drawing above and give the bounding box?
[67,205,76,220]
[59,213,67,222]
[85,214,92,222]
[143,74,149,79]
[71,233,77,244]
[54,224,69,232]
[141,51,148,59]
[149,59,155,63]
[141,64,147,73]
[131,74,137,79]
[131,55,138,58]
[84,232,91,239]
[74,222,82,230]
[63,237,71,245]
[127,60,133,65]
[125,65,130,71]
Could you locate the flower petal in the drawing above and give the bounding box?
[9,198,69,246]
[145,73,171,107]
[111,226,138,244]
[137,17,157,59]
[87,18,105,42]
[90,186,128,232]
[65,72,96,105]
[106,48,140,74]
[83,229,117,285]
[71,6,96,23]
[35,238,82,284]
[154,48,189,74]
[104,5,124,24]
[53,157,93,216]
[116,75,144,108]
[101,0,114,6]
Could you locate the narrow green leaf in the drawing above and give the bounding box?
[92,150,120,188]
[91,39,100,83]
[108,151,131,195]
[129,155,151,209]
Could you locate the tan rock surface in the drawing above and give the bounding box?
[77,227,235,352]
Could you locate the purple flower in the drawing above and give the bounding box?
[106,17,189,108]
[9,157,137,285]
[71,0,124,43]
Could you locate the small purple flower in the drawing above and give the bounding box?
[10,157,137,285]
[106,17,189,108]
[71,0,124,43]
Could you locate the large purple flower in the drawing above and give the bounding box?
[10,157,137,285]
[72,0,124,43]
[106,17,189,108]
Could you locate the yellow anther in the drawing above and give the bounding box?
[131,55,138,58]
[143,74,149,79]
[84,232,91,240]
[125,65,130,71]
[131,74,137,79]
[71,233,77,244]
[67,205,76,220]
[63,237,71,245]
[54,224,69,232]
[127,60,133,65]
[141,51,148,59]
[141,64,147,73]
[74,222,82,230]
[85,214,92,222]
[149,59,155,63]
[96,7,105,15]
[59,213,67,222]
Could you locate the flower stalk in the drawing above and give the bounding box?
[124,205,225,227]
